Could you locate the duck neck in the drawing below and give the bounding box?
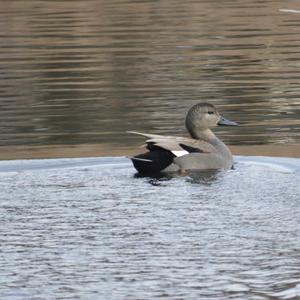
[191,128,217,142]
[189,126,232,162]
[194,128,232,159]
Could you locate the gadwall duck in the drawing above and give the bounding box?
[128,103,238,174]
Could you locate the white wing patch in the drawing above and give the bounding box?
[171,150,189,157]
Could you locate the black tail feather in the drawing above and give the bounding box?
[130,150,175,174]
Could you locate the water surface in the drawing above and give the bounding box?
[1,1,300,298]
[0,156,300,299]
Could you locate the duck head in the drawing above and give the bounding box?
[185,103,238,138]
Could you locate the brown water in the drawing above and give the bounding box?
[0,0,300,155]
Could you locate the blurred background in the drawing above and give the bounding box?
[0,0,299,158]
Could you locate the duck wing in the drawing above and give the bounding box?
[127,131,217,156]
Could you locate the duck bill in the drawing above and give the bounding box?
[217,116,239,126]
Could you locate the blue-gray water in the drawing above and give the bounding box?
[0,156,299,299]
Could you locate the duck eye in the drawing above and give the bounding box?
[207,111,214,115]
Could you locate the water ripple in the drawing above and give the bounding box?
[0,0,299,148]
[0,156,299,299]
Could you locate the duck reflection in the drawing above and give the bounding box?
[134,169,220,186]
[185,170,220,185]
